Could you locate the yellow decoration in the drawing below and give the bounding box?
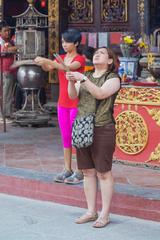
[123,36,134,45]
[48,0,59,83]
[116,87,160,106]
[147,144,160,162]
[147,52,155,68]
[27,0,34,6]
[144,107,160,126]
[116,111,148,155]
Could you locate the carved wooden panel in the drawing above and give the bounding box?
[116,110,148,155]
[149,0,160,32]
[0,0,4,21]
[68,0,93,24]
[48,0,59,55]
[48,0,59,83]
[101,0,128,23]
[137,0,145,34]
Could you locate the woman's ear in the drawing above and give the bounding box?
[75,42,79,47]
[108,58,113,65]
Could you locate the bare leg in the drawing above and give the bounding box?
[83,168,98,214]
[75,161,83,175]
[97,170,114,220]
[75,168,98,224]
[64,147,72,171]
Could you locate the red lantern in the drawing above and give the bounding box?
[41,0,46,8]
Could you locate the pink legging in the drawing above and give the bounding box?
[58,106,78,148]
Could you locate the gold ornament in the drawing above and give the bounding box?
[144,107,160,126]
[116,111,148,155]
[147,52,155,69]
[147,144,160,162]
[27,0,34,6]
[116,87,160,106]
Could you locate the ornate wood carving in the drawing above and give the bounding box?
[116,111,148,155]
[48,0,59,83]
[101,0,128,23]
[0,0,4,21]
[137,0,145,34]
[143,107,160,127]
[116,87,160,106]
[68,0,93,24]
[100,25,129,32]
[148,143,160,162]
[48,0,59,56]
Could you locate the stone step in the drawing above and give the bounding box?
[0,167,159,222]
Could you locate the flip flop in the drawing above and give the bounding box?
[75,212,98,224]
[93,217,110,228]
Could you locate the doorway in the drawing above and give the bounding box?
[150,0,160,32]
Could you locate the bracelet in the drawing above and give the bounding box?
[80,79,86,83]
[80,76,88,83]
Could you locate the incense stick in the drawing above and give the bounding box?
[53,53,70,71]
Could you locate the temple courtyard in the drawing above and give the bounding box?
[0,114,160,222]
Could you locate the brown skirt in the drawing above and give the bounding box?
[76,123,116,173]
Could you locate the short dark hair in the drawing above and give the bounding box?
[62,28,82,46]
[0,20,9,30]
[82,46,95,61]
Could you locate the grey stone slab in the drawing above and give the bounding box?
[0,193,159,240]
[0,166,159,200]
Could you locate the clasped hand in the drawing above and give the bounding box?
[66,71,84,82]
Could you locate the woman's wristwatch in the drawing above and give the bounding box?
[80,76,88,83]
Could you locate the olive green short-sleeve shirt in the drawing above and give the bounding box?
[77,71,120,126]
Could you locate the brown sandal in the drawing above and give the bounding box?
[75,212,98,224]
[93,217,110,228]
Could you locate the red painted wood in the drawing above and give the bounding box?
[114,103,160,165]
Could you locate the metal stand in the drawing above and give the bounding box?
[13,88,50,126]
[22,88,45,112]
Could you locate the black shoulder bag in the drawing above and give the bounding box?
[72,100,101,149]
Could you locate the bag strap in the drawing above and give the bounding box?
[95,71,111,114]
[95,100,100,113]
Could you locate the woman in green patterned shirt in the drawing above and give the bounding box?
[66,47,121,228]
